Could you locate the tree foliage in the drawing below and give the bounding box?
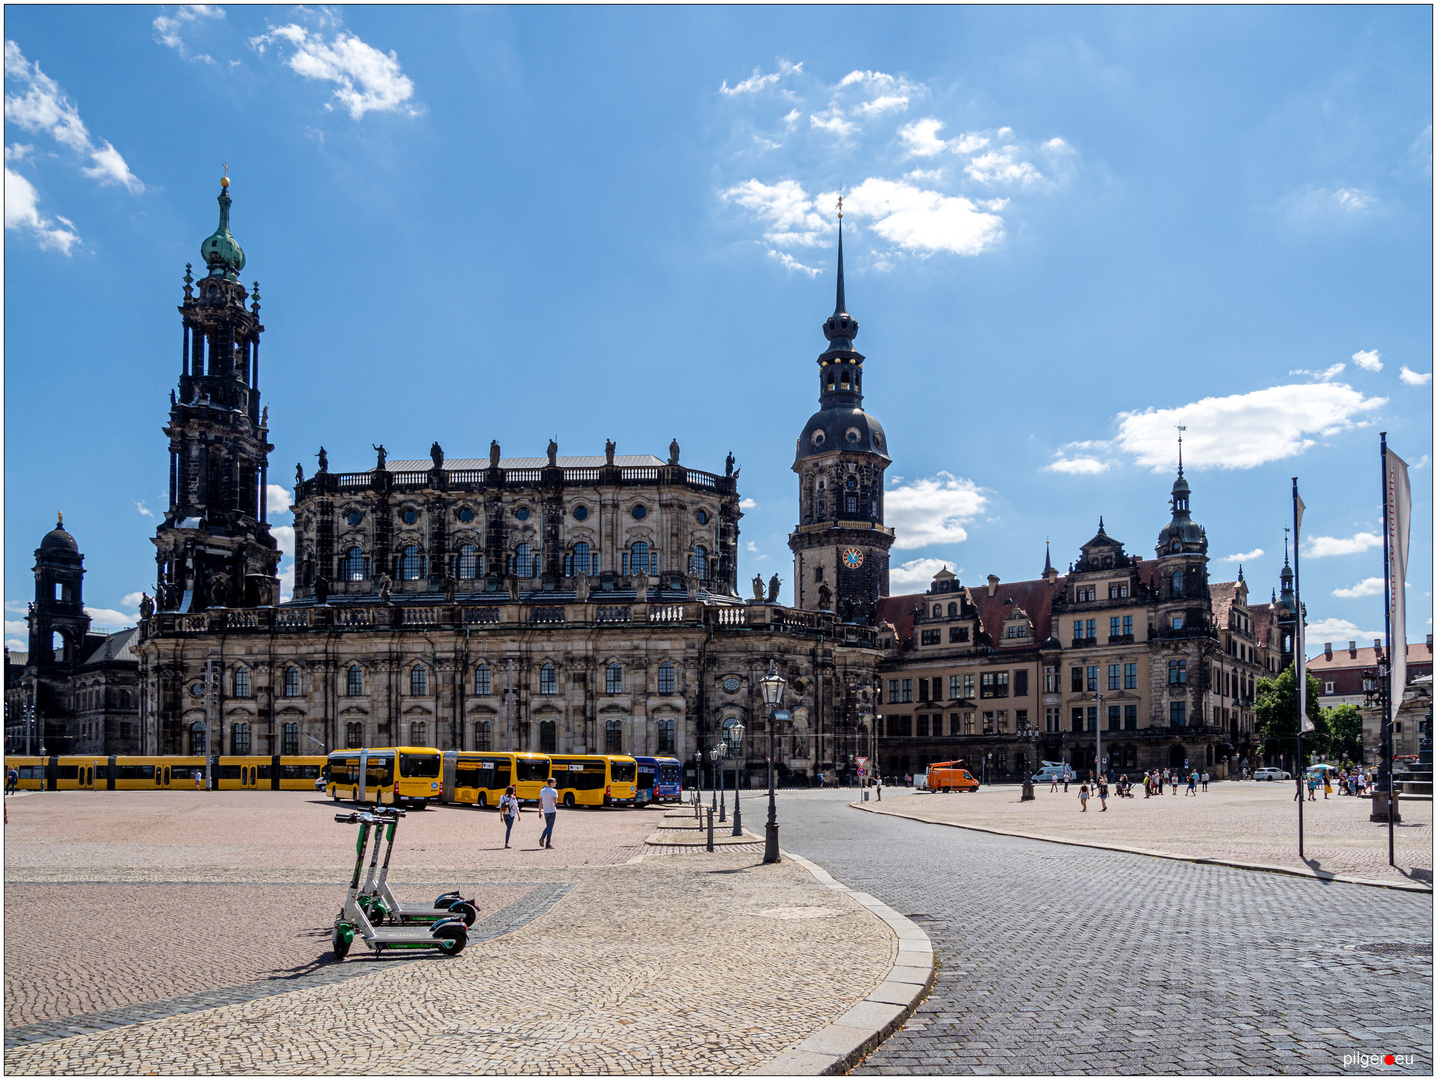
[1326,703,1364,762]
[1254,665,1329,763]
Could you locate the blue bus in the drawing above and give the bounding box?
[634,756,683,804]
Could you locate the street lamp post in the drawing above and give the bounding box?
[693,748,702,809]
[759,660,787,864]
[730,722,745,836]
[712,745,726,823]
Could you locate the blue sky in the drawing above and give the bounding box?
[5,5,1432,654]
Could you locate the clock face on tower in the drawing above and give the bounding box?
[841,547,864,569]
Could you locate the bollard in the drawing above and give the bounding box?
[706,808,715,851]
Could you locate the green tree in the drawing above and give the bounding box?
[1327,703,1364,762]
[1254,665,1329,764]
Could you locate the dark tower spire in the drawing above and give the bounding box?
[833,203,847,317]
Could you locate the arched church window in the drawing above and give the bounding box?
[691,546,708,578]
[948,602,958,617]
[540,663,557,695]
[457,545,480,579]
[566,542,596,576]
[846,476,857,490]
[475,720,491,751]
[540,720,558,754]
[604,719,623,754]
[399,545,424,580]
[341,547,367,581]
[624,542,654,576]
[189,722,207,756]
[409,721,427,746]
[512,543,538,578]
[346,722,363,748]
[1172,569,1184,597]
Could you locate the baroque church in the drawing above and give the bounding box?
[7,178,1300,783]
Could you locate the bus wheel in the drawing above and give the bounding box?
[433,924,467,955]
[476,792,487,809]
[450,901,478,926]
[563,792,575,808]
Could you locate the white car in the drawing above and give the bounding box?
[1253,767,1291,781]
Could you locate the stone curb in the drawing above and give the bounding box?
[753,851,936,1076]
[850,801,1434,894]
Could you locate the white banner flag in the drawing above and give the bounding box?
[1386,447,1411,713]
[1295,482,1314,732]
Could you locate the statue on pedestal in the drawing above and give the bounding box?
[490,440,501,468]
[751,574,765,601]
[635,570,649,602]
[668,438,680,466]
[767,573,781,603]
[317,446,328,473]
[575,572,590,603]
[547,438,558,467]
[430,441,444,470]
[605,439,616,466]
[372,444,387,471]
[725,452,735,477]
[377,572,392,604]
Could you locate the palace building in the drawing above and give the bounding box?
[9,178,1300,785]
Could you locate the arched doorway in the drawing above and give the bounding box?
[1168,744,1187,769]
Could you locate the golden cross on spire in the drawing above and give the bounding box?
[836,193,843,220]
[221,161,230,189]
[222,161,229,177]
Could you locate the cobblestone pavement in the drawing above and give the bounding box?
[771,789,1433,1076]
[865,782,1431,887]
[3,791,899,1074]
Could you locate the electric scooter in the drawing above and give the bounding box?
[357,806,478,927]
[331,811,467,960]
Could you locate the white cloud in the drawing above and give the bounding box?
[853,94,908,117]
[809,110,856,138]
[838,70,895,88]
[1288,362,1345,381]
[1287,185,1378,222]
[250,25,416,119]
[1306,617,1383,644]
[965,149,1042,185]
[1218,549,1264,563]
[768,249,819,276]
[722,178,832,248]
[1333,187,1374,211]
[1046,456,1108,476]
[1399,366,1431,386]
[996,126,1013,139]
[272,523,296,560]
[885,472,988,550]
[6,619,29,638]
[844,177,1004,256]
[266,484,294,515]
[951,133,990,154]
[136,501,154,517]
[1352,349,1383,372]
[5,40,144,192]
[781,108,800,128]
[84,607,136,630]
[4,165,80,253]
[744,540,768,560]
[904,168,942,182]
[898,118,947,157]
[720,60,801,97]
[739,497,757,509]
[153,5,224,63]
[1332,576,1384,598]
[1042,137,1071,153]
[122,592,147,609]
[1114,382,1387,471]
[1304,532,1382,558]
[889,558,954,592]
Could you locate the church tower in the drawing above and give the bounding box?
[788,212,894,624]
[1154,437,1211,629]
[153,176,280,611]
[28,514,92,667]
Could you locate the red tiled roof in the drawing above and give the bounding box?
[1247,603,1275,648]
[876,593,925,648]
[968,577,1064,644]
[1308,640,1433,675]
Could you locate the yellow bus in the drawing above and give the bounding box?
[326,746,442,807]
[547,754,639,808]
[440,751,551,808]
[109,755,205,789]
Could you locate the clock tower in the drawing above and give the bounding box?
[788,217,894,624]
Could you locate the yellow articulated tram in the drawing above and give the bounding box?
[439,751,552,808]
[547,754,639,808]
[325,746,443,807]
[3,754,327,791]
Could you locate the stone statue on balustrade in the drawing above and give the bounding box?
[668,438,680,466]
[751,574,765,601]
[635,570,649,602]
[490,440,501,468]
[431,442,444,470]
[372,444,387,471]
[767,574,781,603]
[547,439,558,467]
[605,439,616,466]
[575,571,590,603]
[377,572,392,604]
[317,446,328,473]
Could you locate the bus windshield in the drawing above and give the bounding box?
[517,757,550,783]
[610,762,636,783]
[399,752,440,778]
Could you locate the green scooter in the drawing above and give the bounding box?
[358,806,478,927]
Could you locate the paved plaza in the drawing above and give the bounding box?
[3,790,910,1075]
[773,789,1433,1075]
[865,781,1432,888]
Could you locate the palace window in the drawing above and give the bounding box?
[1006,623,1028,639]
[283,722,300,756]
[1123,615,1134,636]
[1086,619,1096,639]
[1071,667,1083,692]
[921,629,940,646]
[1045,707,1060,733]
[949,675,962,700]
[1087,706,1098,731]
[1071,708,1084,732]
[540,663,557,695]
[658,661,675,695]
[606,663,623,694]
[233,669,250,698]
[410,722,427,746]
[982,711,994,734]
[1086,665,1099,692]
[457,545,480,579]
[657,718,676,755]
[1172,570,1184,597]
[1108,705,1121,731]
[1172,615,1184,631]
[1110,617,1121,638]
[947,602,958,617]
[605,719,623,754]
[189,722,207,756]
[1044,666,1058,693]
[1109,583,1129,599]
[901,679,912,703]
[475,720,491,751]
[231,723,250,756]
[918,679,929,703]
[1168,660,1187,685]
[888,679,901,704]
[410,665,427,696]
[341,547,368,581]
[949,627,969,643]
[1125,704,1138,730]
[1014,670,1028,696]
[1170,701,1187,726]
[399,545,425,580]
[346,722,363,748]
[475,664,491,696]
[1107,664,1121,691]
[347,665,364,696]
[541,721,558,754]
[917,714,929,737]
[1125,663,1138,689]
[284,667,301,697]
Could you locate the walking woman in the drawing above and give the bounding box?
[498,785,522,849]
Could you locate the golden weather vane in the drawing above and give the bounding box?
[836,193,844,220]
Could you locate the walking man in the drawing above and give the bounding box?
[1062,771,1071,793]
[538,777,559,849]
[5,765,17,795]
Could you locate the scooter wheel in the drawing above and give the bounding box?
[450,901,478,927]
[332,924,353,961]
[433,923,466,955]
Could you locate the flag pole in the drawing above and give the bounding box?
[1380,432,1395,866]
[1292,479,1304,861]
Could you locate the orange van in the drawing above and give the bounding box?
[925,761,979,792]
